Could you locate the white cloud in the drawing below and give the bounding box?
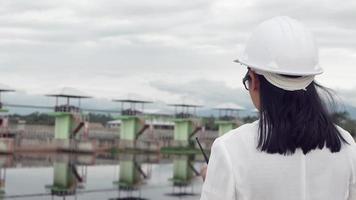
[0,0,355,112]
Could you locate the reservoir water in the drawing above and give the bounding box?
[0,153,205,199]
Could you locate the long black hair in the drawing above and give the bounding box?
[256,74,348,155]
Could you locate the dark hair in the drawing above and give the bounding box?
[257,74,348,155]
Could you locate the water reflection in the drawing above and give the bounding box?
[45,160,86,197]
[167,155,198,198]
[0,153,203,200]
[0,156,11,200]
[112,154,151,200]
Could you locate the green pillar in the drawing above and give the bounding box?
[114,154,142,189]
[171,155,193,186]
[0,109,12,153]
[0,168,5,200]
[216,121,237,136]
[50,162,76,194]
[0,108,8,128]
[51,112,74,140]
[119,116,143,141]
[0,109,8,113]
[117,160,141,188]
[173,119,193,146]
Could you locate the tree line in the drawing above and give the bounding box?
[7,111,356,137]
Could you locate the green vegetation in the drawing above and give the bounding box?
[332,111,356,137]
[87,113,114,125]
[201,116,218,131]
[242,115,259,123]
[9,112,114,126]
[10,112,54,125]
[6,111,356,138]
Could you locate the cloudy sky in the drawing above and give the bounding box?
[0,0,355,113]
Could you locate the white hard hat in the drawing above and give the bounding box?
[235,16,323,76]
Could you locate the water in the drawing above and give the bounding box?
[0,153,205,199]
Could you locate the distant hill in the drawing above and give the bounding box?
[6,96,356,120]
[198,104,356,120]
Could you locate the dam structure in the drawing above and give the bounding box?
[113,99,151,149]
[169,103,203,148]
[47,87,94,153]
[0,84,15,153]
[214,103,244,136]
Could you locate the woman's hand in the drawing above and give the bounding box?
[200,165,207,181]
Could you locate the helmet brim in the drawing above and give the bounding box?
[234,59,323,76]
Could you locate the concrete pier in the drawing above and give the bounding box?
[170,104,202,148]
[113,99,151,150]
[214,103,244,136]
[47,87,95,153]
[0,85,15,154]
[216,120,238,136]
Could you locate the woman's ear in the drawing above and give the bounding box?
[249,71,260,91]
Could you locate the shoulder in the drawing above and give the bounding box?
[217,120,259,143]
[208,121,259,183]
[335,125,355,144]
[335,125,356,182]
[335,125,356,155]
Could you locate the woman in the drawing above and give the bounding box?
[200,16,356,200]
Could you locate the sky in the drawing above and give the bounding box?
[0,0,355,114]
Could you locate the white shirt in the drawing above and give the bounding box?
[200,121,356,200]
